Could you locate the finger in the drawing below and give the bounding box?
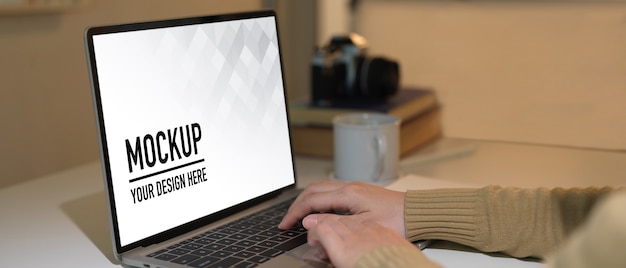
[281,180,344,226]
[303,213,366,231]
[306,231,329,260]
[319,214,353,234]
[279,181,348,229]
[310,215,356,264]
[302,214,319,230]
[309,215,346,250]
[306,216,345,260]
[316,246,329,260]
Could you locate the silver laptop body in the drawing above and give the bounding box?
[85,10,327,268]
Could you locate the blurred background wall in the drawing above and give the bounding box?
[2,0,625,188]
[319,0,626,151]
[0,0,316,188]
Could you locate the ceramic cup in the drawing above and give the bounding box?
[332,113,400,185]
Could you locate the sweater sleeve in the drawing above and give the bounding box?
[543,191,626,268]
[404,185,614,258]
[355,246,443,268]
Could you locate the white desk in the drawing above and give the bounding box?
[2,138,625,267]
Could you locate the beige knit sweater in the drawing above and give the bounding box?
[355,186,626,268]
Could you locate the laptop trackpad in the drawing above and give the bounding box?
[261,244,332,267]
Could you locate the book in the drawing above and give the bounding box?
[288,88,442,158]
[289,88,438,127]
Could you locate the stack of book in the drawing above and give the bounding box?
[288,87,442,158]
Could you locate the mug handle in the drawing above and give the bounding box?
[373,136,386,182]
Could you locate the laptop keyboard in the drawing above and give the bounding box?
[146,198,307,268]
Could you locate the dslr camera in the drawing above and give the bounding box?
[311,33,400,106]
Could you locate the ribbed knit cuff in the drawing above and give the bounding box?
[355,246,442,268]
[404,188,485,246]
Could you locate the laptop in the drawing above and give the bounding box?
[85,10,327,268]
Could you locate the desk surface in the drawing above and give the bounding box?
[2,138,625,267]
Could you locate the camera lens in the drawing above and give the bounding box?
[361,57,399,98]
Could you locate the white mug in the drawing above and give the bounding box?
[333,113,400,185]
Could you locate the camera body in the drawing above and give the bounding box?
[311,33,400,106]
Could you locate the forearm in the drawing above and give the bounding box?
[404,185,614,258]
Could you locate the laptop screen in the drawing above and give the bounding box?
[87,12,295,248]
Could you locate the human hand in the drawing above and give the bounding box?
[304,214,420,268]
[278,180,406,237]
